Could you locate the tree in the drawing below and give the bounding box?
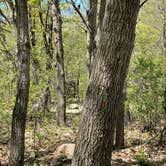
[72,1,140,166]
[86,0,98,78]
[72,0,126,149]
[63,15,87,102]
[160,0,166,111]
[70,0,97,78]
[126,0,166,137]
[114,1,149,150]
[52,0,67,126]
[159,0,166,144]
[38,1,53,70]
[29,5,41,85]
[9,0,30,165]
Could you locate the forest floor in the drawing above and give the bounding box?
[0,112,165,166]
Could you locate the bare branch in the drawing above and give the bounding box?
[5,0,14,11]
[45,3,51,32]
[70,0,93,33]
[38,1,45,27]
[0,8,10,24]
[0,32,15,62]
[139,0,148,8]
[4,0,16,25]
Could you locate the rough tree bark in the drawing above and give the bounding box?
[160,0,166,145]
[52,0,66,126]
[162,0,166,55]
[9,0,30,165]
[115,84,126,149]
[163,0,166,124]
[86,0,98,78]
[72,1,140,166]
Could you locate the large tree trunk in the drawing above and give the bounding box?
[72,1,140,166]
[52,0,66,126]
[86,0,98,78]
[9,0,30,165]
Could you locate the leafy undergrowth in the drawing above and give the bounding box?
[0,112,81,165]
[112,145,166,166]
[0,113,165,166]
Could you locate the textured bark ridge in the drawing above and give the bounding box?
[115,84,126,149]
[86,0,98,78]
[72,1,140,166]
[162,1,166,114]
[9,0,30,166]
[52,0,66,126]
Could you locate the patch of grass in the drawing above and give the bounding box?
[134,147,155,166]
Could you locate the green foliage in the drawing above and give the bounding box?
[0,0,165,153]
[134,147,151,165]
[0,1,87,130]
[128,56,165,125]
[127,0,166,129]
[28,0,42,5]
[0,24,16,127]
[63,15,87,101]
[0,0,166,164]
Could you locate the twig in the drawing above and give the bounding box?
[143,134,158,145]
[69,0,93,33]
[140,0,148,8]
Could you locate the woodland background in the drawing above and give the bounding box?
[0,0,165,165]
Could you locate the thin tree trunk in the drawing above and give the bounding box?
[162,0,166,55]
[72,1,140,166]
[86,0,98,78]
[38,1,53,70]
[29,6,40,85]
[164,84,166,114]
[52,0,66,126]
[161,0,166,145]
[76,71,80,103]
[9,0,30,165]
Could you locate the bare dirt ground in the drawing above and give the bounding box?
[0,114,165,166]
[112,144,166,166]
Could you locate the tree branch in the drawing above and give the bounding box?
[0,8,10,24]
[5,0,14,11]
[69,0,93,33]
[139,0,148,8]
[5,0,16,25]
[38,1,45,27]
